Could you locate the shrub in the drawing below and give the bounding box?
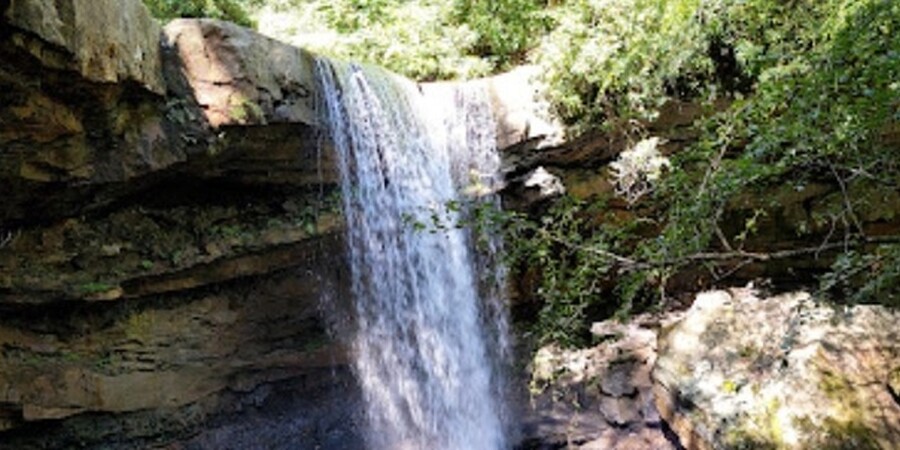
[143,0,259,27]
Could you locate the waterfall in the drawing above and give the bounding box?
[314,59,511,450]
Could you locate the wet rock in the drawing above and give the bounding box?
[654,289,900,450]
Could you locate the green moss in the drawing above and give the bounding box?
[301,332,330,353]
[808,360,881,449]
[766,398,784,445]
[6,348,89,368]
[723,396,785,449]
[739,344,759,359]
[125,312,156,343]
[889,366,900,395]
[820,370,853,399]
[59,350,82,363]
[229,96,265,124]
[78,282,115,294]
[814,418,880,450]
[795,416,880,450]
[721,379,739,394]
[725,427,778,450]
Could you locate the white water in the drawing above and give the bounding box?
[315,59,511,450]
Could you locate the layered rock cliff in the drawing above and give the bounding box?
[0,0,559,447]
[0,1,354,447]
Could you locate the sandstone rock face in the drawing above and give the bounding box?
[0,0,209,222]
[0,1,549,223]
[0,0,560,447]
[0,0,355,447]
[654,290,900,450]
[5,0,165,93]
[0,261,361,448]
[482,66,565,153]
[0,180,343,304]
[521,315,677,449]
[165,19,319,128]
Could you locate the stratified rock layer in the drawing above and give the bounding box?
[5,0,165,93]
[654,290,900,450]
[0,0,558,447]
[0,0,351,447]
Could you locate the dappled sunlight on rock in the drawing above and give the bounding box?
[654,289,900,449]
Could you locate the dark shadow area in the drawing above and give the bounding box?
[0,368,363,450]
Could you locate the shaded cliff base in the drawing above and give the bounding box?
[0,369,362,450]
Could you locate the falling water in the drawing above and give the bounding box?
[314,59,511,450]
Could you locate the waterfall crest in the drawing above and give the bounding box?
[314,59,511,450]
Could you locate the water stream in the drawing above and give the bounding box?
[315,59,511,450]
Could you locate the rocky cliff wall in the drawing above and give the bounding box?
[0,0,559,447]
[0,1,347,447]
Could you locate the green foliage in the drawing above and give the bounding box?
[142,0,258,27]
[500,197,639,346]
[535,0,714,131]
[510,0,900,344]
[251,0,485,80]
[144,0,900,345]
[317,0,396,33]
[452,0,551,70]
[651,0,900,284]
[250,0,549,80]
[821,246,900,307]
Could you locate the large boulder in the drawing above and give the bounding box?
[654,289,900,450]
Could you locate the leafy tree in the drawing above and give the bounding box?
[142,0,259,27]
[453,0,551,70]
[247,0,550,80]
[515,0,900,344]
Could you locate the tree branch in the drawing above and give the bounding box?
[628,235,900,271]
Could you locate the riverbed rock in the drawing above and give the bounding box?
[521,315,676,449]
[654,289,900,450]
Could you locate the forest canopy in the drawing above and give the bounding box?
[143,0,900,345]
